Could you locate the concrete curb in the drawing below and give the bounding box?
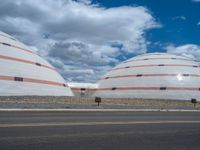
[0,109,200,112]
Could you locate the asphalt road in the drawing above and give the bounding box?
[0,111,200,150]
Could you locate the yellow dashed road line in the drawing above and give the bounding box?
[0,120,200,128]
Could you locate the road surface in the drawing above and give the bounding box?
[0,111,200,150]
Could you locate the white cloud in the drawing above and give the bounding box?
[192,0,200,2]
[48,41,119,66]
[77,0,92,5]
[172,16,186,20]
[0,0,160,82]
[166,44,200,61]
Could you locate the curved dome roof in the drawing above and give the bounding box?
[95,53,200,100]
[0,31,73,96]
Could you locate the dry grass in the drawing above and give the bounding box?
[0,96,199,108]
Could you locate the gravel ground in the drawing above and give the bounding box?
[0,96,199,109]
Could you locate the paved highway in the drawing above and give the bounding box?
[0,111,200,150]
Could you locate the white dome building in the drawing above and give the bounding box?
[94,53,200,100]
[0,31,73,96]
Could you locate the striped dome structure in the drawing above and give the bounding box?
[94,53,200,100]
[0,31,73,96]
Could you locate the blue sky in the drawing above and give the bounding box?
[0,0,200,82]
[97,0,200,54]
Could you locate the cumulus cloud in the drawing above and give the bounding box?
[172,16,186,20]
[49,41,119,65]
[166,44,200,61]
[192,0,200,2]
[0,0,160,82]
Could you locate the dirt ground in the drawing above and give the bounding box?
[0,96,199,109]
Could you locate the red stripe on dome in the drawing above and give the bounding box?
[0,76,14,81]
[71,87,97,91]
[123,57,192,63]
[12,45,37,54]
[96,87,200,91]
[24,78,66,86]
[70,86,200,91]
[0,34,14,40]
[0,75,68,87]
[111,64,199,71]
[0,42,38,55]
[101,74,200,80]
[0,55,55,71]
